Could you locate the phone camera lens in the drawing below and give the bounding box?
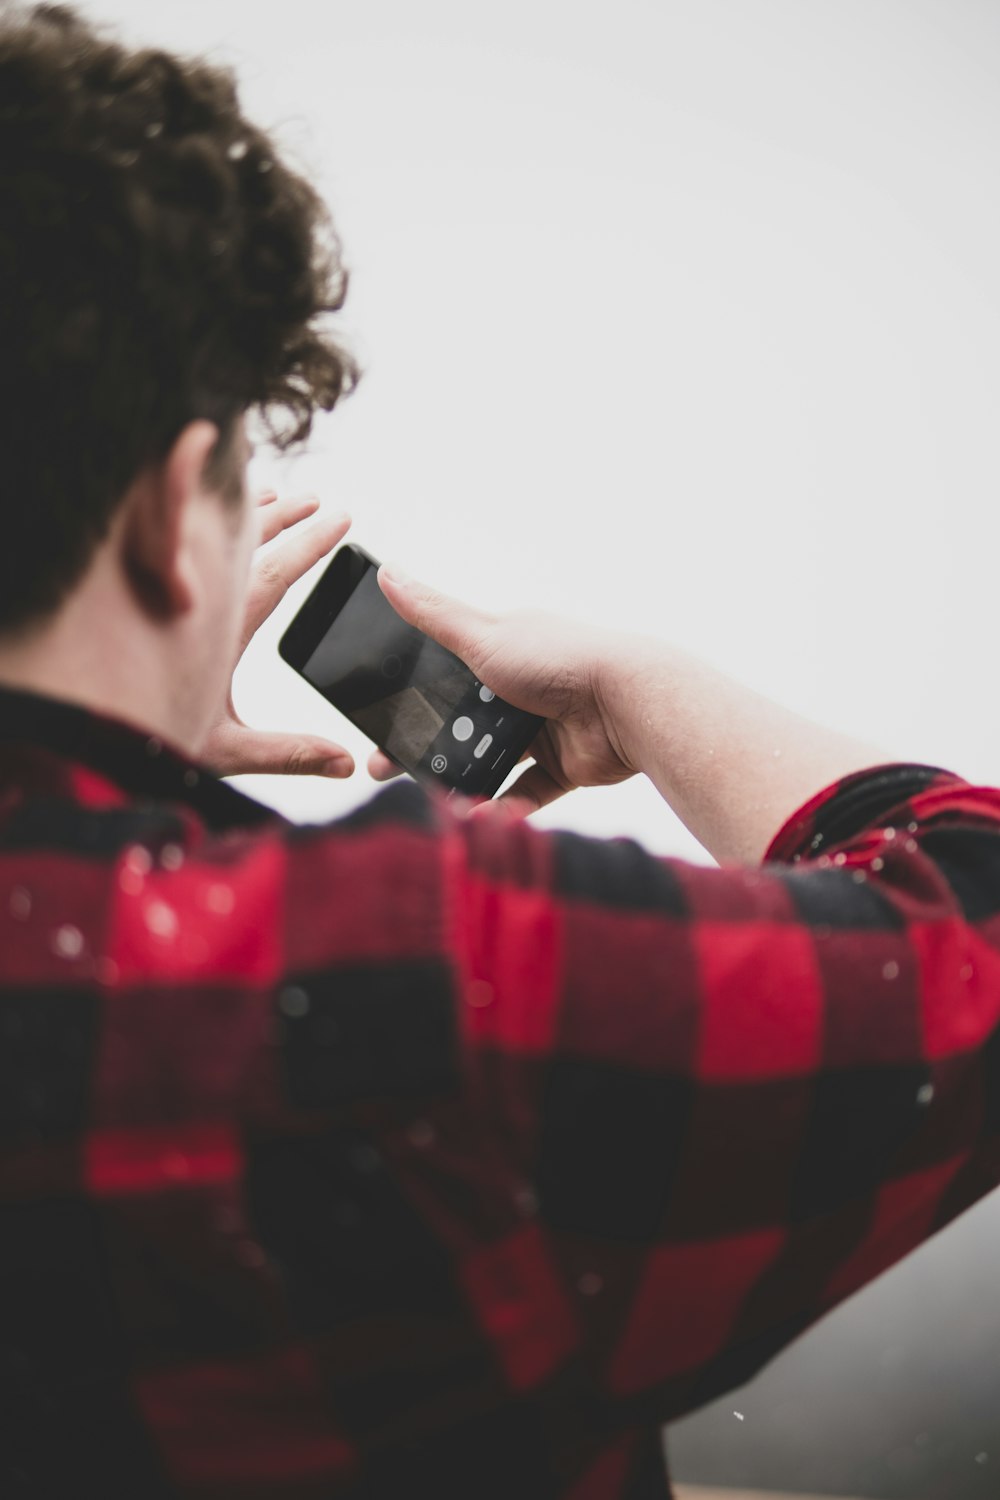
[381,654,402,679]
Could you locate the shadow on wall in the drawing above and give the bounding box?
[667,1188,1000,1500]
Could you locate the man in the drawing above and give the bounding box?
[0,5,997,1497]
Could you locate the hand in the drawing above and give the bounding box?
[369,564,897,865]
[370,565,640,813]
[201,490,357,779]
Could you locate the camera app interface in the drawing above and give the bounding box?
[301,566,529,793]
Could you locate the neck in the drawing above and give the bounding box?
[0,554,193,755]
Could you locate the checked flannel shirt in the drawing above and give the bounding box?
[1,683,999,1500]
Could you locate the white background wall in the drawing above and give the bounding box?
[81,0,1000,858]
[71,3,1000,1494]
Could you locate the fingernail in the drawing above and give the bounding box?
[322,756,353,777]
[380,562,414,589]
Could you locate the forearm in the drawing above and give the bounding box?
[597,638,894,865]
[374,567,898,854]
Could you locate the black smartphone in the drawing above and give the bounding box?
[278,544,544,799]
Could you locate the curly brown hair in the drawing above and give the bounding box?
[0,2,358,631]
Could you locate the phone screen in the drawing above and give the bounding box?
[280,546,543,798]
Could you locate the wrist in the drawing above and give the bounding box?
[590,634,674,778]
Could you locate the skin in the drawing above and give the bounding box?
[0,419,357,780]
[375,566,894,864]
[0,416,893,864]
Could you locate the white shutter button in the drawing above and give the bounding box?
[452,716,474,742]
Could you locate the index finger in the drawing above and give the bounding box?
[256,492,320,547]
[242,511,351,645]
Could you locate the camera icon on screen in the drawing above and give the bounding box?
[431,754,448,774]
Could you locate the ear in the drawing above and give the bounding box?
[121,421,220,620]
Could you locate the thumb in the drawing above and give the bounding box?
[206,724,355,779]
[377,563,494,667]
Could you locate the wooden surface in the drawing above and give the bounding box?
[675,1487,868,1500]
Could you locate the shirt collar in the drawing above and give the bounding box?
[0,683,275,833]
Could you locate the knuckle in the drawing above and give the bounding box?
[540,666,579,720]
[256,555,285,590]
[282,743,316,776]
[413,585,441,618]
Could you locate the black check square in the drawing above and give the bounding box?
[777,867,905,931]
[536,1056,693,1241]
[0,986,100,1138]
[790,1064,927,1222]
[279,959,458,1110]
[920,828,1000,921]
[552,831,689,916]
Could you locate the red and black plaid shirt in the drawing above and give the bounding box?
[2,683,999,1499]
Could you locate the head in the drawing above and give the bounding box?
[0,2,357,747]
